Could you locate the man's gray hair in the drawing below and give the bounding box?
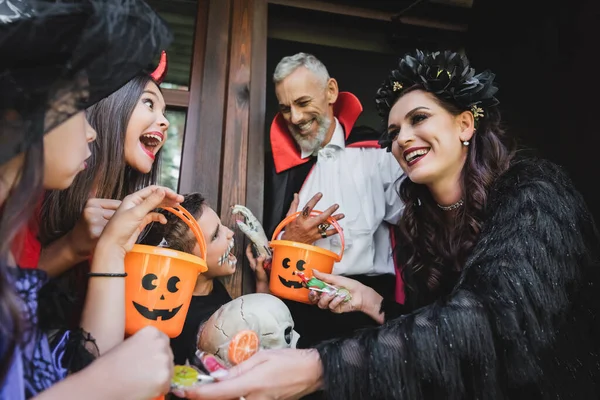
[273,52,330,86]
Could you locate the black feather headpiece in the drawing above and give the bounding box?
[376,50,499,150]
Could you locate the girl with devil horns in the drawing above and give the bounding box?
[1,0,179,398]
[179,50,600,400]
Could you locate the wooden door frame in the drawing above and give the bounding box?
[176,0,464,297]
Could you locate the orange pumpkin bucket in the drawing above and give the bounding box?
[269,210,344,304]
[124,205,208,338]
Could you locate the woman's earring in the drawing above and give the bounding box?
[462,140,470,146]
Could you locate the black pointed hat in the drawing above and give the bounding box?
[0,0,173,164]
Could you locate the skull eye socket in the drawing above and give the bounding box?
[296,260,306,271]
[282,257,291,269]
[142,273,158,290]
[284,326,292,344]
[167,276,180,293]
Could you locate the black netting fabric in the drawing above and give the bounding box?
[0,0,173,164]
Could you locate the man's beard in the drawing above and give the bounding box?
[289,114,332,155]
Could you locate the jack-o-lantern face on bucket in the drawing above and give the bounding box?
[269,211,344,304]
[125,249,207,338]
[132,273,184,321]
[124,206,208,338]
[278,257,307,289]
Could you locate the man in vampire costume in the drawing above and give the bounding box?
[264,53,405,348]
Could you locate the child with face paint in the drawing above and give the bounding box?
[141,193,269,366]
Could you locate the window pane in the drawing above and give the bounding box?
[146,0,198,89]
[158,109,186,191]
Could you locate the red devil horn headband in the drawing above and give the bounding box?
[150,51,168,84]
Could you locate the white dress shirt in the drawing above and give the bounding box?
[297,118,404,276]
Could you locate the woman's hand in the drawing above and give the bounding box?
[96,185,183,256]
[246,244,269,293]
[67,198,122,258]
[308,270,384,324]
[176,348,322,400]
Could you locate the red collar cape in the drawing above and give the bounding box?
[270,92,378,173]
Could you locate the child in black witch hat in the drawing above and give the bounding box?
[0,0,182,398]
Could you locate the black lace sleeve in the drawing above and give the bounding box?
[48,327,99,374]
[37,267,99,373]
[316,159,600,400]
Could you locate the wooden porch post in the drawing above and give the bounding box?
[179,0,268,298]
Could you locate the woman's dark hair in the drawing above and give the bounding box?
[374,50,516,306]
[0,142,44,382]
[39,73,163,245]
[393,85,515,307]
[140,193,206,253]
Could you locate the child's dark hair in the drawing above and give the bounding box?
[141,192,206,253]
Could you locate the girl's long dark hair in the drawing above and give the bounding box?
[0,141,44,383]
[395,87,515,308]
[40,74,162,245]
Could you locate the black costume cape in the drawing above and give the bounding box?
[317,159,600,400]
[264,92,398,349]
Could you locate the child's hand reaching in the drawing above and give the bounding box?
[97,185,183,257]
[246,244,269,293]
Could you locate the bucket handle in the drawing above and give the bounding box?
[271,210,344,262]
[162,206,207,261]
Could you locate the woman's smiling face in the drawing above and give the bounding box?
[387,89,474,186]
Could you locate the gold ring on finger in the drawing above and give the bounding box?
[317,223,330,233]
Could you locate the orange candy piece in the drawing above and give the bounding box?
[227,329,259,366]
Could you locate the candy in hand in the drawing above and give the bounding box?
[171,365,215,390]
[293,271,351,302]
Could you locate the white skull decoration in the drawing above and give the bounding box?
[197,293,299,367]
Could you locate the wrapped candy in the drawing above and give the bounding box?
[170,364,215,391]
[293,271,352,302]
[227,329,260,366]
[197,351,229,374]
[170,355,247,400]
[170,351,229,391]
